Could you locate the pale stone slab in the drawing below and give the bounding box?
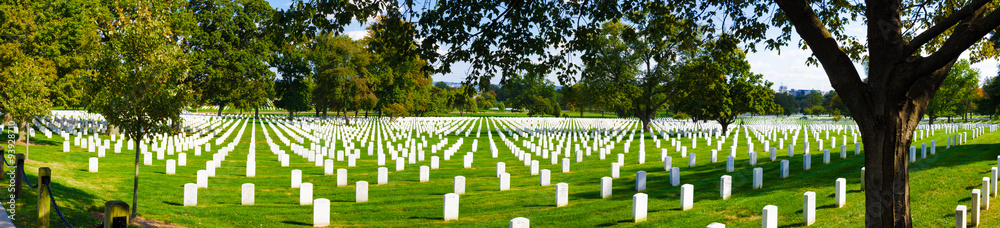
[611,163,621,178]
[671,167,680,186]
[541,169,551,186]
[636,171,647,192]
[356,181,369,203]
[680,184,693,211]
[780,160,789,179]
[337,169,348,187]
[300,183,313,205]
[420,166,430,182]
[184,183,198,206]
[454,176,466,194]
[803,191,815,225]
[314,198,330,227]
[633,193,648,223]
[291,169,302,188]
[438,191,459,221]
[600,177,612,199]
[753,167,763,189]
[197,170,208,188]
[726,156,734,172]
[957,205,967,228]
[720,175,731,200]
[166,159,176,175]
[89,157,99,173]
[378,167,388,185]
[762,205,778,228]
[804,154,812,170]
[510,217,529,228]
[500,173,511,191]
[242,183,254,205]
[836,178,847,208]
[556,183,569,207]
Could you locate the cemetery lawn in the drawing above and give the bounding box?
[7,119,1000,227]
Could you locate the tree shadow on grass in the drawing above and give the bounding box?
[407,216,442,221]
[162,201,181,206]
[280,220,312,226]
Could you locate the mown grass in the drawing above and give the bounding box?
[3,117,996,227]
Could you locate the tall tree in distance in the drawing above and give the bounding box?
[188,0,275,117]
[925,59,979,125]
[365,14,429,117]
[674,36,780,134]
[309,34,373,125]
[89,0,191,218]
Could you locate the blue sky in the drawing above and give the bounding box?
[265,0,999,91]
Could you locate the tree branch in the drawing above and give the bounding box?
[903,0,991,55]
[917,7,1000,77]
[773,0,865,95]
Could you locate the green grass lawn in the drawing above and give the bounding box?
[4,117,997,227]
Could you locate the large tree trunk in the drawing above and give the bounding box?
[217,104,224,116]
[16,119,27,144]
[254,107,260,120]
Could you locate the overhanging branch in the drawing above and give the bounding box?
[903,0,992,56]
[917,7,1000,77]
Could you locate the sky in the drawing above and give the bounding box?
[265,0,1000,92]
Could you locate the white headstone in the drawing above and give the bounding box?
[671,167,680,186]
[556,183,569,207]
[420,166,430,182]
[178,153,187,166]
[531,160,539,175]
[972,189,981,227]
[707,223,726,228]
[242,183,254,205]
[726,156,734,172]
[89,157,99,173]
[762,205,778,228]
[377,167,388,185]
[396,158,405,171]
[562,158,570,172]
[510,217,529,228]
[957,205,968,228]
[196,170,208,188]
[356,181,369,203]
[836,178,847,208]
[753,167,763,189]
[541,169,551,186]
[803,154,812,170]
[680,184,694,211]
[144,152,152,165]
[633,193,648,223]
[611,163,621,178]
[291,169,302,188]
[803,191,815,225]
[636,171,647,192]
[823,149,830,164]
[721,175,731,200]
[184,183,198,206]
[314,198,330,227]
[454,176,466,194]
[983,177,991,209]
[166,159,176,175]
[337,169,348,187]
[665,156,673,171]
[300,182,313,205]
[780,160,789,179]
[443,193,460,221]
[500,173,511,191]
[324,159,334,175]
[431,156,440,169]
[600,177,612,199]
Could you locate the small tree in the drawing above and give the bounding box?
[88,0,190,218]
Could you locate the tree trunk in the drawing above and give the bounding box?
[343,108,351,126]
[639,115,651,132]
[254,107,260,120]
[288,111,293,120]
[16,119,27,144]
[131,129,143,219]
[217,104,224,116]
[719,121,730,135]
[322,109,328,120]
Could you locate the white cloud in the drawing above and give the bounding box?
[345,30,369,40]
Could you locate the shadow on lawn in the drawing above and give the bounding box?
[13,171,104,227]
